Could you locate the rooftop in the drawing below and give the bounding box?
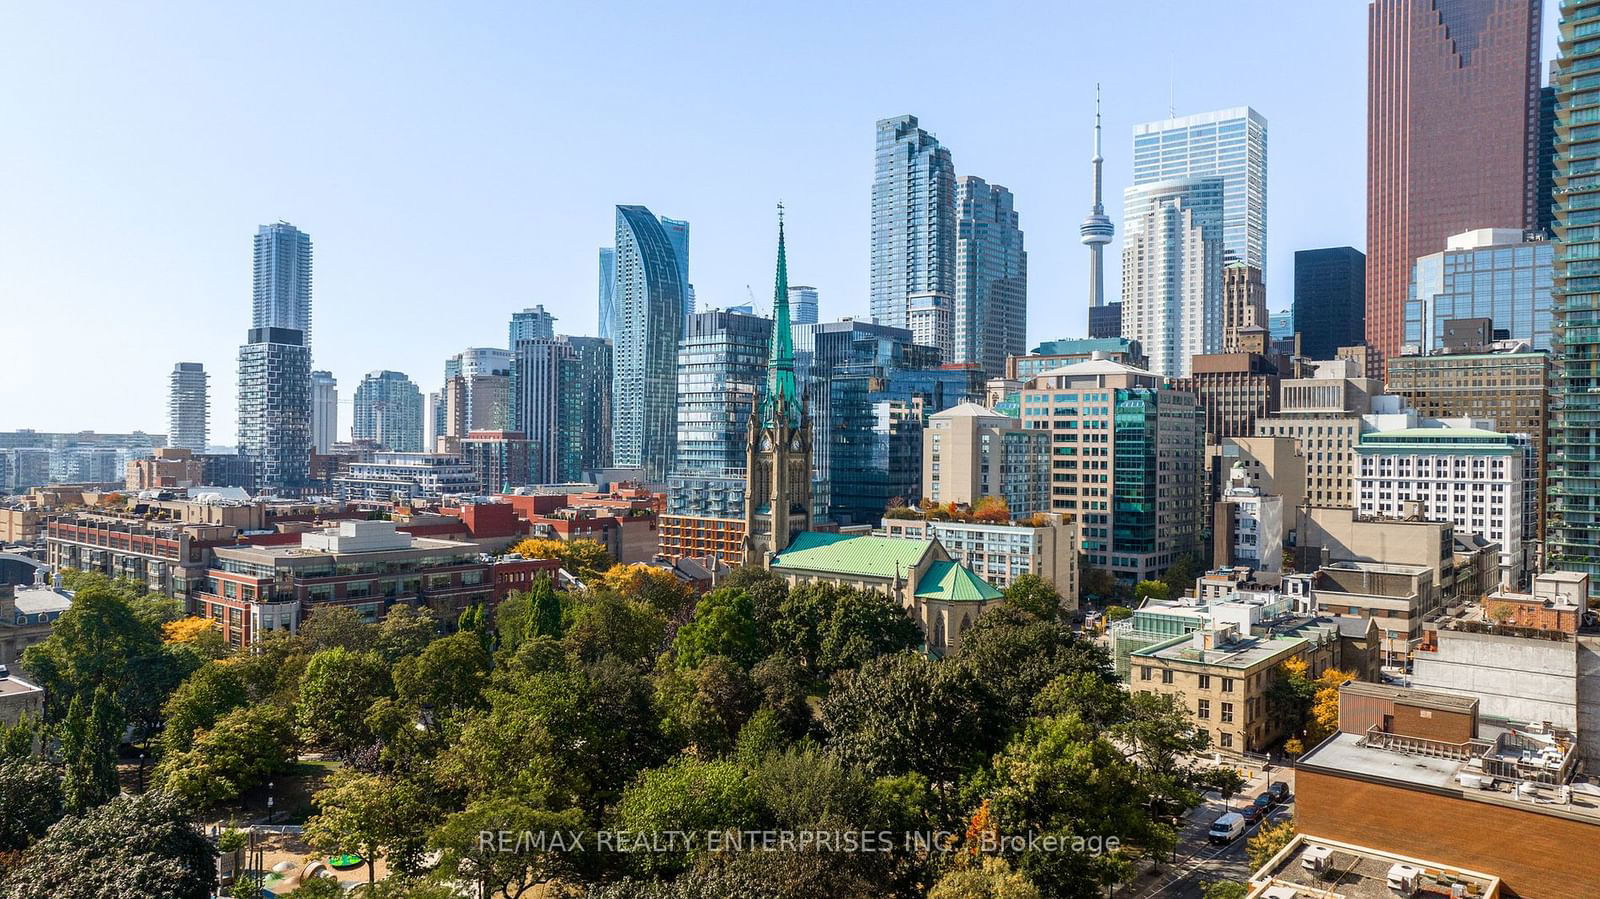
[1249,835,1500,899]
[914,560,1002,603]
[1338,681,1479,714]
[0,675,44,699]
[1133,628,1312,670]
[11,585,73,617]
[1030,357,1156,381]
[929,402,1007,420]
[770,531,933,579]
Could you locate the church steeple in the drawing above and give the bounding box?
[765,203,800,428]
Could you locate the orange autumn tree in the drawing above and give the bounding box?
[964,798,999,859]
[972,496,1011,524]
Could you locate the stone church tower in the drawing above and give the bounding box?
[744,206,813,567]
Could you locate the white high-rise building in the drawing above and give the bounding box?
[168,362,209,452]
[311,370,337,454]
[1121,177,1225,378]
[1132,107,1267,276]
[871,115,956,338]
[252,222,313,346]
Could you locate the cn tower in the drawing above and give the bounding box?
[1079,84,1114,307]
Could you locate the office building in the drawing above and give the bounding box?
[1132,106,1267,274]
[252,222,313,346]
[659,216,694,322]
[921,402,1048,516]
[879,514,1077,597]
[612,205,685,482]
[871,115,956,337]
[1121,176,1225,377]
[509,337,573,483]
[1386,348,1549,528]
[237,327,311,492]
[1356,427,1536,587]
[125,447,204,491]
[459,430,534,493]
[508,305,556,344]
[1540,83,1558,234]
[788,285,818,326]
[1254,359,1387,508]
[598,247,617,342]
[953,175,1027,378]
[1087,302,1122,339]
[1220,263,1266,353]
[1404,229,1553,353]
[1081,85,1115,313]
[1007,338,1148,381]
[667,310,770,520]
[352,371,425,453]
[1293,247,1366,361]
[167,362,209,453]
[1553,0,1600,576]
[1366,0,1542,360]
[311,371,337,455]
[1176,344,1281,443]
[1213,461,1286,578]
[1019,358,1203,583]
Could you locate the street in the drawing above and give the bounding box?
[1122,763,1296,899]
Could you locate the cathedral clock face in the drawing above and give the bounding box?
[760,434,773,452]
[788,435,803,451]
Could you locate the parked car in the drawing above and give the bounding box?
[1267,781,1290,804]
[1208,812,1246,844]
[1242,795,1270,824]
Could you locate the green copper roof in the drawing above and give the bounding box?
[763,205,800,428]
[1364,427,1509,440]
[914,561,1003,603]
[769,531,931,578]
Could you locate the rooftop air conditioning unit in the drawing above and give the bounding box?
[1302,844,1333,872]
[1388,862,1420,894]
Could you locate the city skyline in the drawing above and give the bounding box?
[1,3,1561,435]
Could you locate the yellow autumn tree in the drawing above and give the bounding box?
[600,563,694,615]
[1308,668,1355,743]
[963,798,999,858]
[509,537,567,560]
[162,616,228,659]
[509,536,613,579]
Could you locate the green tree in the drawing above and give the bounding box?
[1160,553,1201,598]
[655,655,758,757]
[161,662,249,755]
[0,791,215,899]
[612,756,762,875]
[562,591,667,669]
[1002,574,1062,620]
[153,705,296,809]
[1103,604,1133,622]
[431,798,584,898]
[1246,818,1296,871]
[1133,579,1171,603]
[298,605,377,654]
[723,565,790,648]
[375,604,439,663]
[296,648,392,755]
[0,713,45,760]
[21,579,161,720]
[952,604,1113,741]
[750,654,813,739]
[672,587,761,668]
[304,770,435,888]
[1079,565,1118,604]
[1201,882,1249,899]
[393,631,491,730]
[772,582,919,676]
[928,857,1042,899]
[0,757,64,851]
[60,685,121,814]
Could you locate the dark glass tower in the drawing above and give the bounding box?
[1294,247,1367,360]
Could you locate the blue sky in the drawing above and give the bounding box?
[0,1,1558,438]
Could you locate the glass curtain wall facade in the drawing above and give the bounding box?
[1404,234,1553,352]
[954,176,1028,378]
[168,362,209,452]
[871,115,956,335]
[668,310,771,518]
[558,336,614,480]
[598,248,617,342]
[612,205,685,481]
[1552,0,1600,575]
[1131,107,1267,275]
[352,371,425,452]
[1294,247,1367,359]
[237,327,311,491]
[1120,177,1225,378]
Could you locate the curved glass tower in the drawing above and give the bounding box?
[612,205,685,482]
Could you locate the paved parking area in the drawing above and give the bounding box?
[1123,762,1295,899]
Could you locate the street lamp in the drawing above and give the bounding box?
[267,781,275,825]
[138,753,146,792]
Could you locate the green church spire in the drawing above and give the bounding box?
[765,203,800,427]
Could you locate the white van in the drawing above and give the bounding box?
[1208,812,1245,844]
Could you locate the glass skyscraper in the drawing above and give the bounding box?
[612,205,685,482]
[252,222,313,347]
[598,247,617,342]
[1552,0,1600,575]
[667,310,771,518]
[1131,107,1267,277]
[659,216,695,322]
[311,370,337,455]
[558,336,613,480]
[1404,230,1552,353]
[1294,247,1366,360]
[508,305,557,344]
[1120,176,1225,378]
[237,327,311,491]
[871,115,956,336]
[954,175,1027,378]
[352,370,425,452]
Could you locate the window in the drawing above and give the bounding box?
[1198,674,1211,689]
[1139,667,1152,681]
[1198,699,1210,719]
[1220,732,1233,749]
[1221,702,1234,724]
[1161,669,1174,684]
[1222,677,1235,693]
